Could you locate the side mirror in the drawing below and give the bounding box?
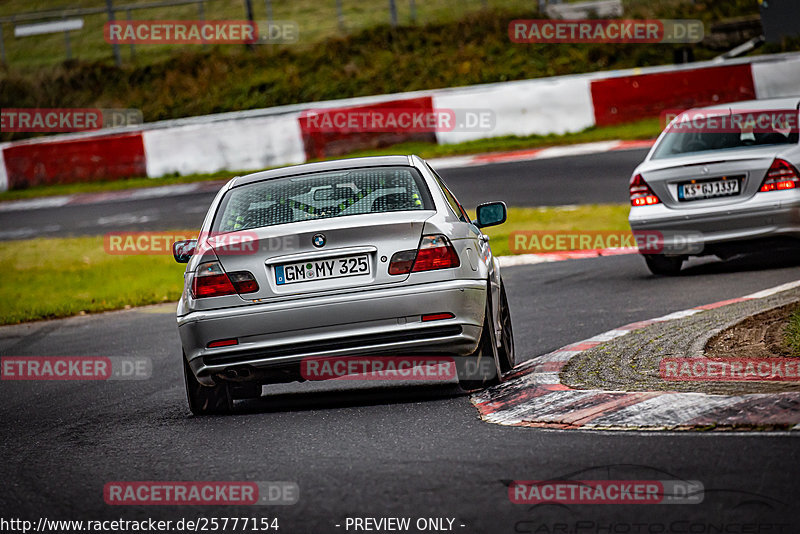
[173,239,197,263]
[474,201,507,228]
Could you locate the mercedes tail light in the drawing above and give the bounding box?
[629,174,661,206]
[759,158,800,192]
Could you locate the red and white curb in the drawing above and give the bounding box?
[473,280,800,430]
[429,139,654,170]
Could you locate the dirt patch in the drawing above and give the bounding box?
[705,302,799,359]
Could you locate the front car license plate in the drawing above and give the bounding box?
[275,254,370,285]
[678,177,741,201]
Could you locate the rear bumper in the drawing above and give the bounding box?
[629,192,800,256]
[178,279,486,385]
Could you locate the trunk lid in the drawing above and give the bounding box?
[640,146,791,209]
[210,211,434,301]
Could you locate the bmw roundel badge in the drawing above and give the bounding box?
[312,233,326,248]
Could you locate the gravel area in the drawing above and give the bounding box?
[561,287,800,395]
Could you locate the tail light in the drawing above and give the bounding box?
[228,271,260,293]
[759,158,800,192]
[629,174,661,206]
[192,261,259,298]
[388,234,461,275]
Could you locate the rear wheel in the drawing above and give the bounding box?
[643,254,683,276]
[497,280,515,374]
[459,285,502,392]
[183,355,232,415]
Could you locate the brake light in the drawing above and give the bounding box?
[413,235,460,272]
[629,174,661,206]
[759,159,800,192]
[192,261,259,298]
[388,234,461,275]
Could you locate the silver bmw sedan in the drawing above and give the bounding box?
[629,97,800,275]
[173,155,514,414]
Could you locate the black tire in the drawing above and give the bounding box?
[183,355,232,415]
[643,254,683,276]
[459,284,502,392]
[497,280,515,374]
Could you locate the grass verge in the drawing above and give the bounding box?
[786,308,800,357]
[0,235,187,325]
[0,118,658,202]
[0,204,629,325]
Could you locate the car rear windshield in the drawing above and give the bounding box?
[652,111,800,160]
[213,166,433,232]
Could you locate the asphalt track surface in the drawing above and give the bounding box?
[0,149,648,240]
[2,250,800,531]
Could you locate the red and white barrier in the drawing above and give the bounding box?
[589,63,756,126]
[752,55,800,98]
[297,96,437,159]
[432,74,596,145]
[1,52,799,191]
[142,113,305,178]
[2,132,146,189]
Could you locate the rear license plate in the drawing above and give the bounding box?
[275,254,370,285]
[678,178,740,201]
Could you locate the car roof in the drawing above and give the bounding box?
[229,155,414,188]
[689,97,800,113]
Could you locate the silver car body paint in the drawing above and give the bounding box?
[177,155,503,386]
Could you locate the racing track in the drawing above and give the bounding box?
[1,148,799,530]
[2,249,800,531]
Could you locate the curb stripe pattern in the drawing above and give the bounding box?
[472,280,800,430]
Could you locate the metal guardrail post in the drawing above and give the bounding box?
[126,9,135,58]
[389,0,398,27]
[197,1,207,49]
[63,14,73,60]
[106,0,122,66]
[336,0,346,33]
[0,24,6,65]
[264,0,273,23]
[244,0,255,51]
